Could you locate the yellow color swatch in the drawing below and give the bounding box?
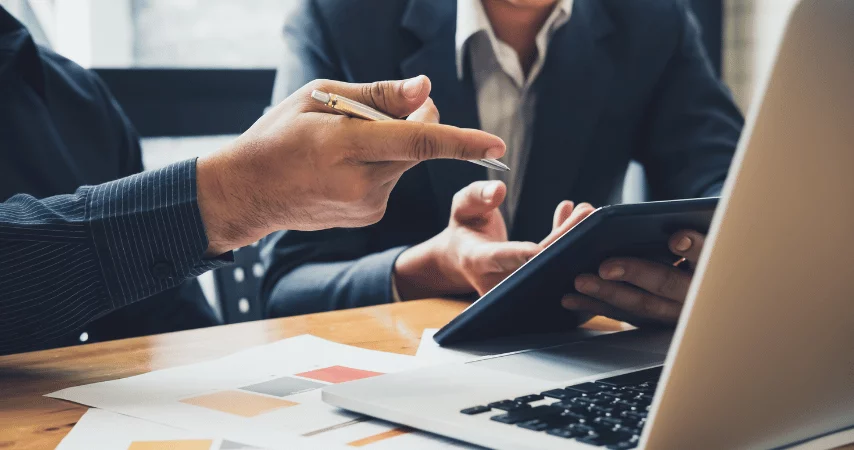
[127,440,213,450]
[347,427,412,447]
[180,390,298,417]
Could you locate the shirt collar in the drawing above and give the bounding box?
[455,0,573,81]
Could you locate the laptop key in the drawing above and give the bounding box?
[460,405,491,415]
[488,400,531,411]
[517,419,552,431]
[565,382,603,394]
[597,366,663,387]
[546,427,584,439]
[490,405,560,424]
[607,441,639,449]
[542,388,580,400]
[514,394,544,403]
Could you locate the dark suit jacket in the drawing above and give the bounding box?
[262,0,744,317]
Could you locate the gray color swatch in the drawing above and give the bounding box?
[240,376,323,398]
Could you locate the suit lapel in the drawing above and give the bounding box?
[510,0,615,242]
[401,0,485,228]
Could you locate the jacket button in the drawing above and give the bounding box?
[152,261,174,279]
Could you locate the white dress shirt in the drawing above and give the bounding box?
[455,0,573,228]
[391,0,574,302]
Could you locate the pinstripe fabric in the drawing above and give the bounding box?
[0,159,230,355]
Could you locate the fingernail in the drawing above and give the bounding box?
[603,265,625,280]
[675,236,693,252]
[486,147,504,159]
[482,182,499,202]
[576,279,599,294]
[402,76,424,99]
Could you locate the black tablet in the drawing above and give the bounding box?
[433,197,720,346]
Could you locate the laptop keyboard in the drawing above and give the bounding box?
[460,366,663,449]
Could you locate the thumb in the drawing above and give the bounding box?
[669,230,706,264]
[307,76,431,118]
[452,181,506,222]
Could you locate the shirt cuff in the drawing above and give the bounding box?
[85,158,232,306]
[390,272,403,303]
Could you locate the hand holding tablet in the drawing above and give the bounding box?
[434,197,719,345]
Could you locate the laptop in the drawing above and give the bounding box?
[322,0,854,448]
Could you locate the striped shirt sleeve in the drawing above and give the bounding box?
[0,158,231,355]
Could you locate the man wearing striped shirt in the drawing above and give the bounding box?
[0,7,505,356]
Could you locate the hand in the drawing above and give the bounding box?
[394,180,540,299]
[394,193,594,300]
[196,76,505,255]
[561,230,707,325]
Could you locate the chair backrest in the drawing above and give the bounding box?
[214,241,266,323]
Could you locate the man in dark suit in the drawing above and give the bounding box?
[262,0,744,325]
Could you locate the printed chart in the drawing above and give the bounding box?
[56,409,268,450]
[49,336,475,449]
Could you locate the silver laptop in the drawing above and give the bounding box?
[322,0,854,448]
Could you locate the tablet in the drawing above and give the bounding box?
[433,197,719,346]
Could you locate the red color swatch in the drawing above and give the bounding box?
[295,365,384,384]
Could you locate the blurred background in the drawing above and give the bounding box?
[1,0,797,165]
[0,0,799,329]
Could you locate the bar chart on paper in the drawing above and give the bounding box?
[49,336,477,449]
[56,409,270,450]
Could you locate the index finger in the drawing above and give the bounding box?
[303,77,432,118]
[350,120,505,163]
[539,202,596,247]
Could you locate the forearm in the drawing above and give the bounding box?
[0,159,230,355]
[265,246,408,317]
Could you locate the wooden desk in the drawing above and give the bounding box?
[0,299,620,449]
[0,299,847,450]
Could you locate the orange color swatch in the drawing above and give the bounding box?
[347,427,412,447]
[295,365,384,384]
[180,390,298,417]
[127,440,213,450]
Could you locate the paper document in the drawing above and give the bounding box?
[49,335,473,449]
[416,328,615,364]
[57,409,272,450]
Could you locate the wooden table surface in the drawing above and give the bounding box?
[0,299,847,450]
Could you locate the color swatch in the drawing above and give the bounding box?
[241,376,323,397]
[219,441,261,450]
[180,390,298,417]
[347,427,412,447]
[127,440,213,450]
[295,366,384,384]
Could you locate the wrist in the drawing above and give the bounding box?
[393,234,471,300]
[196,154,264,256]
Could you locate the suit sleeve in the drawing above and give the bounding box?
[0,159,231,355]
[634,2,744,199]
[262,0,403,317]
[271,0,344,105]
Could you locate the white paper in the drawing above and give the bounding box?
[56,409,270,450]
[416,328,616,364]
[48,335,472,449]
